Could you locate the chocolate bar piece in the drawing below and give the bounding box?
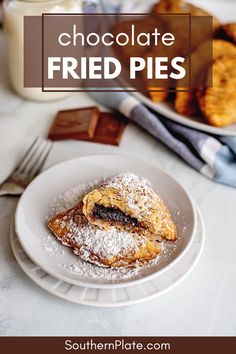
[48,106,100,141]
[88,112,127,146]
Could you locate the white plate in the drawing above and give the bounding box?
[15,154,196,289]
[133,0,236,136]
[11,204,205,307]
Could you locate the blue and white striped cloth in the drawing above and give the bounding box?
[85,0,236,188]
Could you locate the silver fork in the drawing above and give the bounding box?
[0,137,53,196]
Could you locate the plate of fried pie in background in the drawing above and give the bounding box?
[128,0,236,136]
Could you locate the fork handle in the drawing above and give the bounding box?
[0,182,24,196]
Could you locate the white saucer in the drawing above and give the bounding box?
[15,154,196,289]
[10,204,205,307]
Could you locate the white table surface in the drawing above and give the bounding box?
[0,29,236,336]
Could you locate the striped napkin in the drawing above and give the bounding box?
[85,0,236,188]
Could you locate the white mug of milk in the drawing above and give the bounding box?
[3,0,83,101]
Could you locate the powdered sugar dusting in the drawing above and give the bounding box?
[54,210,150,265]
[70,226,146,261]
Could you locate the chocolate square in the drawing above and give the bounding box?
[48,106,100,141]
[89,112,128,146]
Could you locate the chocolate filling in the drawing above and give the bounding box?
[92,204,139,227]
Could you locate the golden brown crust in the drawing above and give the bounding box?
[152,0,220,30]
[174,40,236,117]
[48,202,86,245]
[212,39,236,60]
[197,56,236,127]
[152,0,184,14]
[174,41,210,116]
[141,48,169,103]
[83,173,177,241]
[175,90,199,116]
[147,88,168,103]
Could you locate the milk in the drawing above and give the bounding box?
[3,0,82,101]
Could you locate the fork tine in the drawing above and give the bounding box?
[21,139,48,176]
[14,137,42,175]
[2,137,53,194]
[26,141,53,180]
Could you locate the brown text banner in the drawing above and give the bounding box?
[0,336,236,354]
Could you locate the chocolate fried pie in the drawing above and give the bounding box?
[48,173,177,268]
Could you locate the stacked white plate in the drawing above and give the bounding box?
[12,154,205,307]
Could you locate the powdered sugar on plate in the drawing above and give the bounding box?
[46,179,99,219]
[61,259,142,280]
[42,234,65,257]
